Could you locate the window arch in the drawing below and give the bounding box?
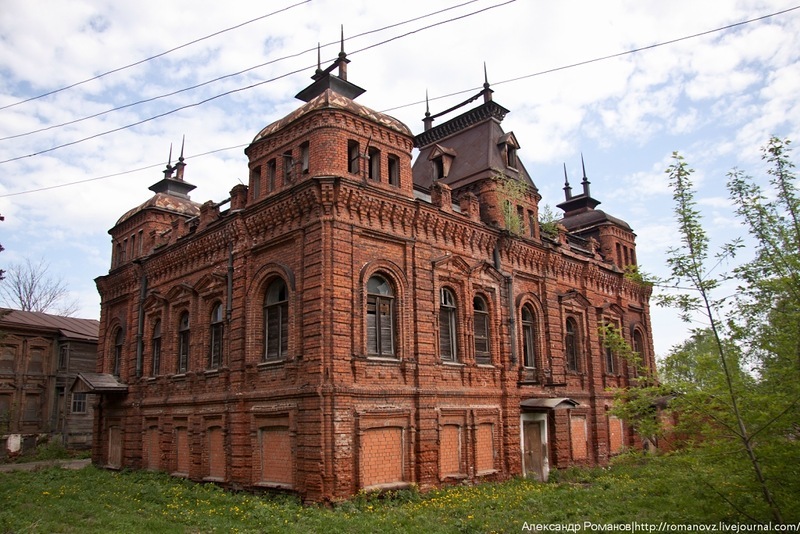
[113,328,124,377]
[565,317,580,372]
[209,303,224,369]
[521,305,537,369]
[439,288,458,362]
[177,312,190,373]
[151,320,162,376]
[366,275,395,357]
[264,279,289,361]
[632,328,646,374]
[473,296,490,364]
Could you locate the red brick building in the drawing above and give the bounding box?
[92,50,654,501]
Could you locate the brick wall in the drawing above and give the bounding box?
[360,427,403,488]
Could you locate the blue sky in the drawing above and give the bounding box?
[1,0,799,357]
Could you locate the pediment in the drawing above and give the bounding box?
[470,261,505,284]
[497,131,520,149]
[597,302,625,318]
[143,291,167,311]
[429,143,457,160]
[165,283,195,302]
[432,254,471,275]
[194,273,226,295]
[559,289,591,308]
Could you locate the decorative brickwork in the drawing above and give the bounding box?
[92,53,654,502]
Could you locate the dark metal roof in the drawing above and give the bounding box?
[560,208,632,232]
[0,308,99,341]
[115,192,202,227]
[72,372,127,394]
[520,397,580,411]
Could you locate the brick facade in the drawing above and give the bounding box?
[92,53,655,501]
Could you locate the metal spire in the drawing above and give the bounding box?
[424,90,433,131]
[483,62,493,102]
[163,143,174,178]
[563,163,573,200]
[580,153,591,197]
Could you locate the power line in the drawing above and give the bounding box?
[2,3,798,197]
[0,0,483,142]
[0,0,515,165]
[0,0,312,112]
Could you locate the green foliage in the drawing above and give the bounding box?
[538,204,560,238]
[0,453,797,532]
[495,173,528,235]
[649,142,800,524]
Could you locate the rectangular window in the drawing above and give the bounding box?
[347,140,360,174]
[528,210,536,238]
[300,142,309,174]
[267,159,276,192]
[368,147,380,181]
[251,165,262,199]
[388,154,400,187]
[71,392,87,414]
[58,345,69,370]
[23,394,40,422]
[0,345,15,372]
[282,151,293,184]
[210,323,223,369]
[152,337,161,376]
[29,347,44,374]
[178,331,189,373]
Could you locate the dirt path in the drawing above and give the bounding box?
[0,458,91,473]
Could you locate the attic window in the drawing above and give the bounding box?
[283,151,293,183]
[267,159,276,192]
[388,154,400,186]
[251,165,262,199]
[433,156,445,180]
[506,145,517,168]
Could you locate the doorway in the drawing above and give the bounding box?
[521,414,548,481]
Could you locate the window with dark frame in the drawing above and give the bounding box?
[604,323,617,375]
[388,154,400,186]
[632,329,645,375]
[439,288,458,362]
[267,159,276,192]
[58,344,69,370]
[368,147,380,181]
[300,141,310,174]
[473,296,490,364]
[348,140,360,174]
[251,165,261,199]
[113,328,123,377]
[282,150,293,184]
[71,392,87,414]
[177,312,190,373]
[522,305,537,369]
[209,303,224,369]
[366,275,395,357]
[264,279,289,361]
[565,317,580,372]
[152,320,162,376]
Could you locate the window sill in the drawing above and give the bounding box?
[202,476,225,483]
[440,473,468,481]
[476,469,499,477]
[365,356,401,364]
[257,360,285,369]
[476,363,494,369]
[362,481,412,493]
[170,471,189,478]
[441,361,464,367]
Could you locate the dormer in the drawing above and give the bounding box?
[428,144,457,181]
[497,132,520,170]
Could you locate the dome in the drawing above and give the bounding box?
[116,192,201,226]
[252,88,413,143]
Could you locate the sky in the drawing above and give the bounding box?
[1,0,799,358]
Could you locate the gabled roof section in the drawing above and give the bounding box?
[520,397,579,411]
[72,372,127,394]
[0,308,99,341]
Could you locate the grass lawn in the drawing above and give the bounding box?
[1,452,797,533]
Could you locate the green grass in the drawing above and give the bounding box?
[1,452,797,533]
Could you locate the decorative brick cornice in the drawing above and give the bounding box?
[414,101,509,148]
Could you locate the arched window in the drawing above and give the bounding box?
[632,329,646,374]
[177,312,190,373]
[439,288,458,362]
[209,304,224,369]
[522,305,537,369]
[264,279,289,361]
[565,317,580,372]
[366,275,395,357]
[151,320,161,376]
[473,296,490,364]
[113,328,124,377]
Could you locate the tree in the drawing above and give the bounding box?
[0,257,80,316]
[652,143,800,524]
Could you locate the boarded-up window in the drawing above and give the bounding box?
[175,427,190,475]
[609,416,624,454]
[23,394,40,422]
[360,427,403,488]
[570,415,588,460]
[144,426,160,470]
[259,426,293,486]
[475,423,495,473]
[28,347,44,374]
[473,296,490,365]
[439,424,462,477]
[207,427,225,480]
[0,345,16,372]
